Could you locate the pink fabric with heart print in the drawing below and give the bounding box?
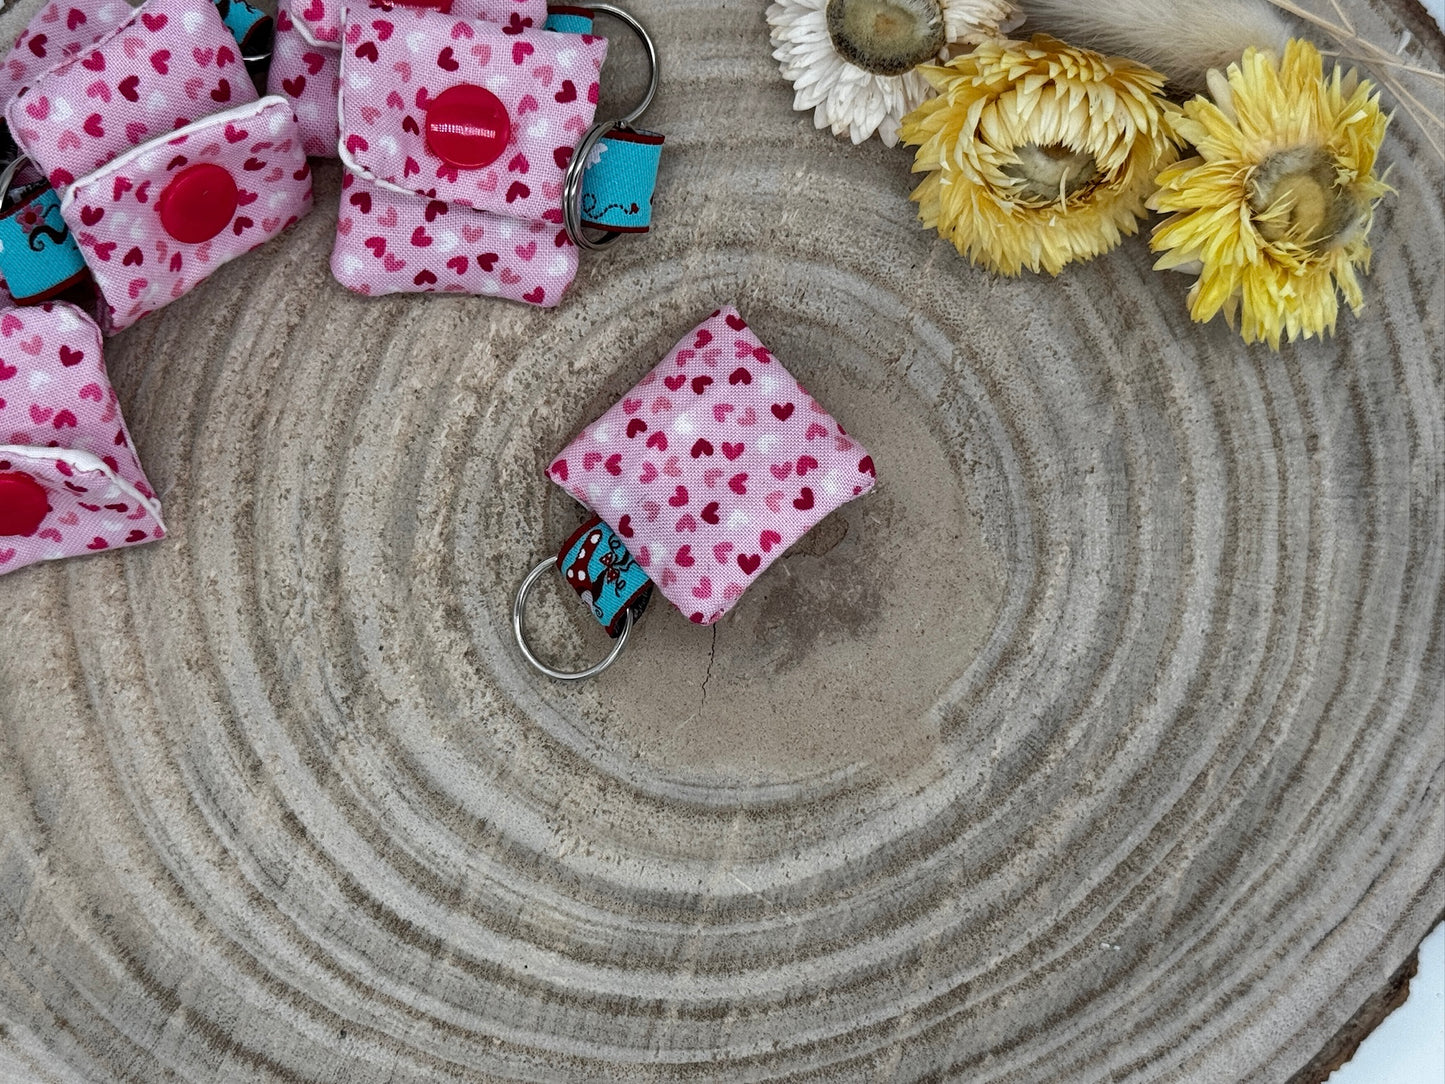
[268,0,343,158]
[0,0,132,105]
[63,97,313,331]
[0,301,164,575]
[547,307,879,625]
[268,0,548,159]
[5,0,258,192]
[332,171,573,304]
[336,4,605,221]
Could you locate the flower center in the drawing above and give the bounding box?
[1000,143,1102,206]
[825,0,945,77]
[1249,147,1366,251]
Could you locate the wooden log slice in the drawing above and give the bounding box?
[0,0,1440,1080]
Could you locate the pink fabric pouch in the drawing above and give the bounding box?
[329,2,604,305]
[546,307,879,625]
[0,300,165,574]
[334,171,572,303]
[62,97,314,328]
[4,0,312,331]
[267,0,548,158]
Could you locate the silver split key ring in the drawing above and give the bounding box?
[512,516,652,680]
[562,3,660,251]
[513,558,638,681]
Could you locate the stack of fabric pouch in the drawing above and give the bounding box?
[3,0,312,331]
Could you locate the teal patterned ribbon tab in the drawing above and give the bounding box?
[214,0,273,59]
[580,128,664,233]
[0,183,89,304]
[544,6,596,34]
[556,515,653,637]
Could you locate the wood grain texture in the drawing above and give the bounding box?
[0,1,1441,1080]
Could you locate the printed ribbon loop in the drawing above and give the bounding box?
[559,3,664,250]
[513,515,652,680]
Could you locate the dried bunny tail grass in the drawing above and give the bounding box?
[1016,0,1444,160]
[1012,0,1292,91]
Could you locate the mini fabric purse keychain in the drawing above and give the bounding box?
[0,0,311,331]
[326,1,662,306]
[514,306,878,679]
[0,300,165,574]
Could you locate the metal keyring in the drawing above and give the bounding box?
[563,121,623,250]
[562,3,659,250]
[0,153,32,211]
[585,2,659,126]
[512,558,636,680]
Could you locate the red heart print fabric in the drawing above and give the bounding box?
[330,4,604,304]
[268,1,343,157]
[331,170,574,305]
[294,0,545,47]
[547,307,879,625]
[63,97,313,331]
[267,0,548,158]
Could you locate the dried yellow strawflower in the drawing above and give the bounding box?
[1149,38,1390,349]
[901,35,1179,275]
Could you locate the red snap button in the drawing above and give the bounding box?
[0,471,51,537]
[425,84,511,170]
[157,163,239,244]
